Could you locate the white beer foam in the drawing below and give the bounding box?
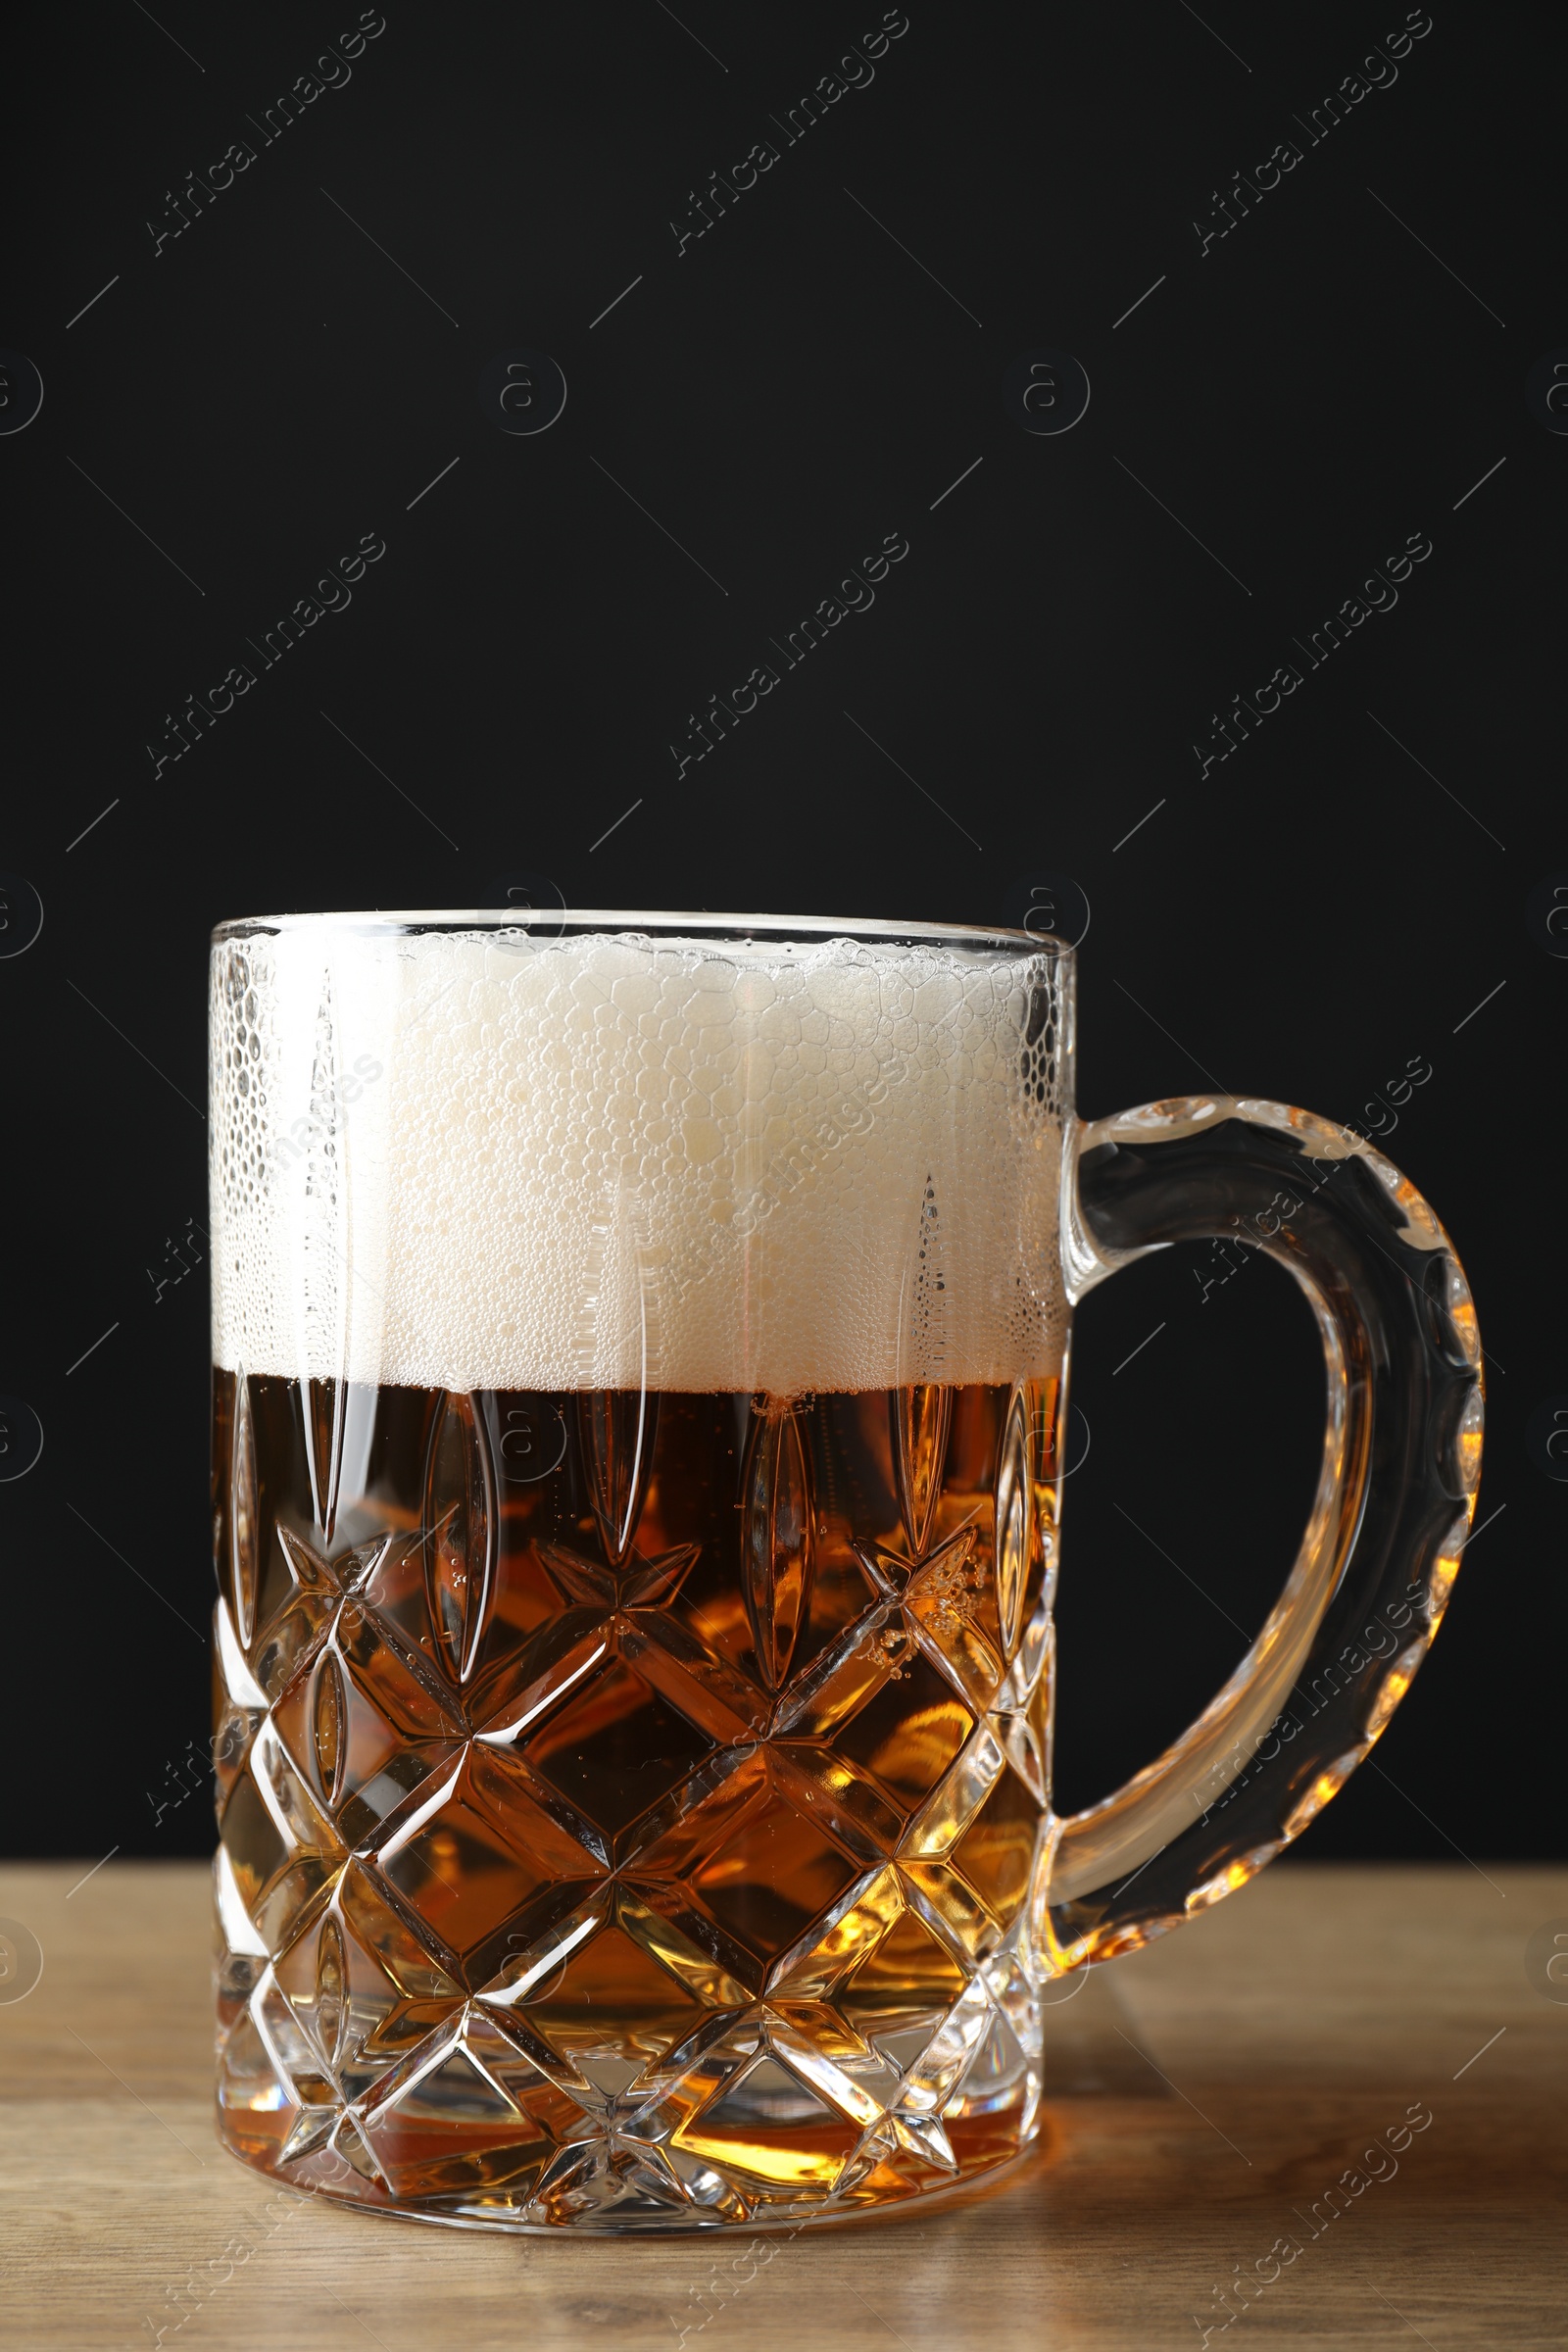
[210,925,1066,1395]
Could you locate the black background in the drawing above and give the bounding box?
[1,1,1561,1863]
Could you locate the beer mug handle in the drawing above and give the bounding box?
[1048,1095,1484,1965]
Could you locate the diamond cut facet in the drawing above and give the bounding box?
[523,1657,713,1839]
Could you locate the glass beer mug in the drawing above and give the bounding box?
[208,911,1482,2230]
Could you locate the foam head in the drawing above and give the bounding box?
[210,922,1068,1395]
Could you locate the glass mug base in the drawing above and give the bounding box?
[215,2102,1043,2237]
[213,1374,1055,2233]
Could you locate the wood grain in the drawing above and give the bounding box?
[2,1859,1564,2349]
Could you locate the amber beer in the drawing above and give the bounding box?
[214,1369,1060,2217]
[210,915,1069,2229]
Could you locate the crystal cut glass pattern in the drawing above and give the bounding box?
[212,1373,1060,2231]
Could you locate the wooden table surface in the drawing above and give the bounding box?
[2,1859,1564,2350]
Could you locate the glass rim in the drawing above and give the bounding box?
[210,906,1070,954]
